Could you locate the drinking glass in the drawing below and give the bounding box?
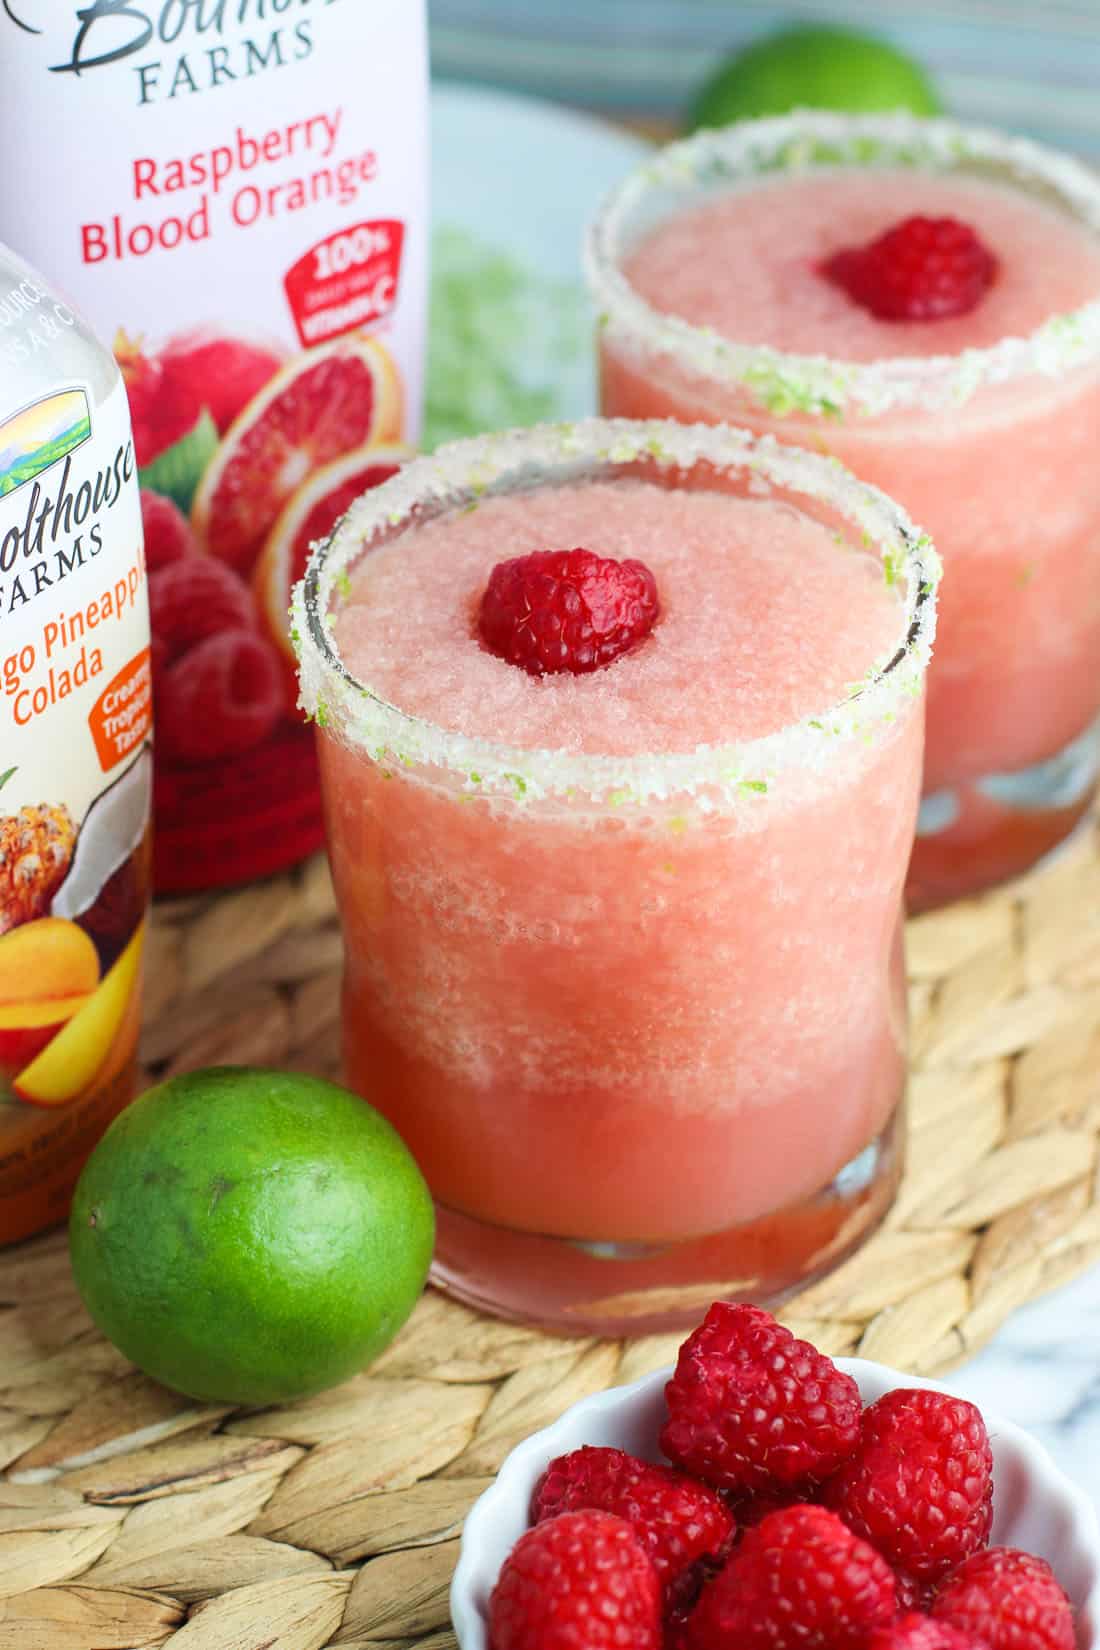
[588,114,1100,909]
[295,418,938,1334]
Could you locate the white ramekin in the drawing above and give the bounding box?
[451,1358,1100,1650]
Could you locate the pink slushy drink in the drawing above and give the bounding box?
[590,115,1100,908]
[294,420,938,1334]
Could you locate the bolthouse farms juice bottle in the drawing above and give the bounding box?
[0,245,151,1245]
[0,1,429,891]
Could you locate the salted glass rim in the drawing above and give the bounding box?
[292,418,940,807]
[584,111,1100,419]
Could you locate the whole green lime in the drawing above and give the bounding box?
[686,24,942,131]
[69,1067,435,1405]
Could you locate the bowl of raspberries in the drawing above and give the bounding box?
[451,1303,1099,1650]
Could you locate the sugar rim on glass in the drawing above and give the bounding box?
[293,417,940,808]
[584,111,1100,419]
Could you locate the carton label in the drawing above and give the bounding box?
[0,0,427,893]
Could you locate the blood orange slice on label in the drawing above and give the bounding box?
[255,443,410,668]
[192,333,403,575]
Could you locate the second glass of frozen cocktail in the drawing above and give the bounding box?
[589,114,1100,909]
[295,419,938,1335]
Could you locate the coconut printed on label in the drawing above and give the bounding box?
[0,370,152,1243]
[0,0,429,892]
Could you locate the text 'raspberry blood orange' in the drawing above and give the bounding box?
[0,2,429,892]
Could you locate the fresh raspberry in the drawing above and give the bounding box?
[821,216,998,321]
[532,1446,735,1601]
[477,547,659,676]
[664,1609,694,1650]
[728,1480,818,1531]
[488,1509,661,1650]
[683,1504,896,1650]
[896,1572,937,1615]
[160,332,282,433]
[664,1555,724,1623]
[660,1303,862,1495]
[155,630,283,765]
[825,1388,993,1583]
[149,556,257,666]
[868,1613,987,1650]
[141,489,196,570]
[932,1549,1076,1650]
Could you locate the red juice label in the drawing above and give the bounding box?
[0,1,428,892]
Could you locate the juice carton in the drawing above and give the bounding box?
[0,0,429,891]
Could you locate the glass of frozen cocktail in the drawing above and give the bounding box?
[294,418,938,1335]
[588,114,1100,910]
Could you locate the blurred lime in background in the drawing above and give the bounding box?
[686,23,942,130]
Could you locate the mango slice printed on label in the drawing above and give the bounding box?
[15,920,145,1108]
[0,917,100,1080]
[0,916,100,1025]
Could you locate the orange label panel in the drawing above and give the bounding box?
[88,647,152,772]
[283,218,405,347]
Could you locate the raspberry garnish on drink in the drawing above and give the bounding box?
[477,547,660,676]
[822,215,998,321]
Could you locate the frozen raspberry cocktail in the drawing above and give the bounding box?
[589,115,1100,908]
[294,420,938,1335]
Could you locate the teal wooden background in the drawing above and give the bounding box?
[429,1,1100,157]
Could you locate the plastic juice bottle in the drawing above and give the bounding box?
[0,245,150,1245]
[0,1,429,892]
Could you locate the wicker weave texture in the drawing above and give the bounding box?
[1,827,1098,1648]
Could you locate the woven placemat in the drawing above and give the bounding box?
[2,824,1099,1649]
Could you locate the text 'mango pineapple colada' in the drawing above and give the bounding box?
[295,419,939,1335]
[590,115,1100,909]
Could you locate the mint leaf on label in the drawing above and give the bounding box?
[139,408,218,514]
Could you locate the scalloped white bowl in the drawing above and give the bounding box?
[451,1358,1100,1650]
